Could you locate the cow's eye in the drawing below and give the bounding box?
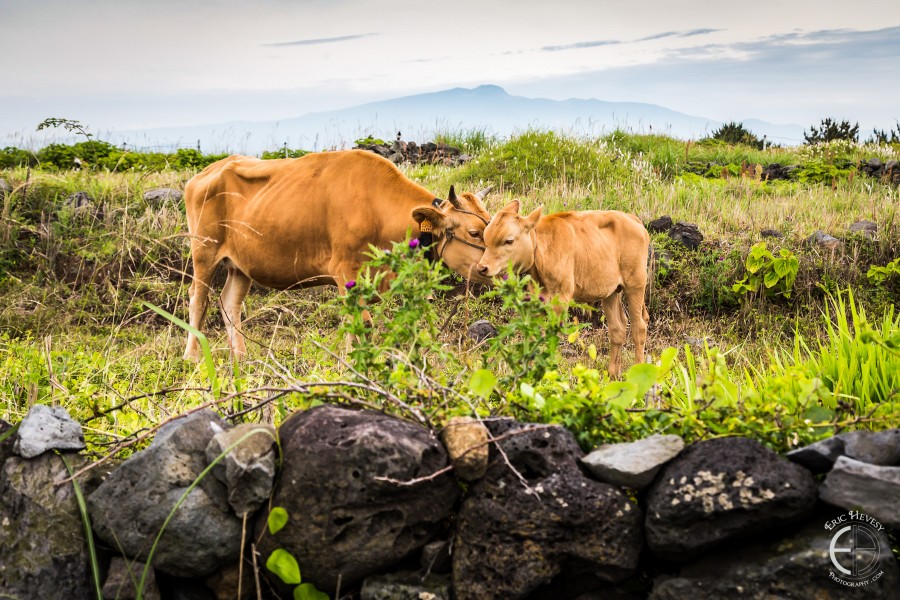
[468,230,481,239]
[505,239,514,245]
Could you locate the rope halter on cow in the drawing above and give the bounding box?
[418,189,491,260]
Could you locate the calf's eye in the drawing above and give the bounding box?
[505,239,514,245]
[468,230,481,239]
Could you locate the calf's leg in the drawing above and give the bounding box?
[183,247,218,361]
[625,286,648,365]
[601,294,627,378]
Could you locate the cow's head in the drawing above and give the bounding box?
[476,200,543,279]
[412,185,493,283]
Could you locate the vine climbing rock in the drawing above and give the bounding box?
[88,410,243,578]
[453,419,643,600]
[645,437,817,561]
[257,405,459,596]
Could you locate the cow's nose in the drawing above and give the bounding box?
[477,264,489,276]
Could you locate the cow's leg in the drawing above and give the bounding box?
[184,249,217,361]
[625,286,648,365]
[601,293,627,378]
[221,266,252,360]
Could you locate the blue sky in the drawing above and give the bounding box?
[1,0,898,144]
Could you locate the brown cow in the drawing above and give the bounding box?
[183,150,492,361]
[475,200,650,377]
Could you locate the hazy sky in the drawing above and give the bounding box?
[2,0,899,142]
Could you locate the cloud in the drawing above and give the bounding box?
[636,28,723,42]
[541,28,721,52]
[542,39,622,52]
[264,33,378,47]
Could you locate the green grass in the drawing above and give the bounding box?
[1,130,899,454]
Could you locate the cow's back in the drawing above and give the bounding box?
[183,151,434,288]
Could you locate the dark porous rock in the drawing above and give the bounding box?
[360,571,451,600]
[759,228,783,238]
[647,215,673,233]
[13,403,86,458]
[143,187,184,207]
[420,539,453,574]
[885,160,900,185]
[65,190,94,208]
[581,434,685,490]
[805,230,842,249]
[760,163,793,181]
[651,246,674,279]
[787,429,900,473]
[467,319,498,344]
[257,405,459,595]
[0,453,92,599]
[102,557,161,600]
[819,456,900,529]
[204,561,256,600]
[205,422,276,515]
[0,419,14,468]
[848,219,877,240]
[645,437,817,561]
[453,420,643,600]
[648,512,899,600]
[668,222,703,249]
[88,410,242,578]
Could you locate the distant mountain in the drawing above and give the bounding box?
[112,85,806,154]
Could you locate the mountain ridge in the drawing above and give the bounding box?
[111,85,806,154]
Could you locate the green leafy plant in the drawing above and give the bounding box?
[265,507,330,599]
[481,269,583,389]
[732,242,799,299]
[804,118,860,144]
[867,257,900,285]
[707,121,765,149]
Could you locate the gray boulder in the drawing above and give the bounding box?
[143,187,183,207]
[453,420,643,600]
[806,230,842,249]
[645,437,817,561]
[0,453,92,599]
[787,429,900,473]
[205,422,276,515]
[13,403,86,459]
[102,557,160,600]
[581,434,684,489]
[848,220,877,240]
[819,456,900,529]
[88,410,242,578]
[649,513,899,599]
[0,178,11,197]
[257,405,459,595]
[467,319,497,344]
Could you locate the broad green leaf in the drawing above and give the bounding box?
[658,347,678,375]
[588,343,597,361]
[625,363,659,399]
[266,548,302,585]
[803,406,834,424]
[469,369,496,399]
[602,381,637,409]
[268,507,289,535]
[519,382,535,399]
[294,583,330,600]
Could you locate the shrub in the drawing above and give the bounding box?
[707,122,765,150]
[804,118,860,144]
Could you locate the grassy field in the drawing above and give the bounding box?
[1,130,899,457]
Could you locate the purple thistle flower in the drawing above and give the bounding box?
[409,238,420,249]
[539,294,546,302]
[501,273,509,281]
[345,280,356,290]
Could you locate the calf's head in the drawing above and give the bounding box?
[476,200,542,279]
[412,186,493,283]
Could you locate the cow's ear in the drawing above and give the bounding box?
[523,206,542,231]
[412,206,447,231]
[447,185,457,202]
[501,199,520,215]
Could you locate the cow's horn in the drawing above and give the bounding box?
[474,185,494,201]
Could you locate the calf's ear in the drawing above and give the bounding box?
[412,206,447,232]
[523,206,542,231]
[500,199,520,214]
